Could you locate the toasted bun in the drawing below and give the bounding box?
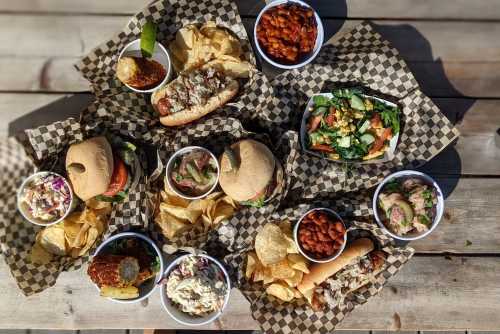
[219,139,276,202]
[151,72,239,127]
[66,137,113,201]
[297,238,374,294]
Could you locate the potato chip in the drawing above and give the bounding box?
[72,223,90,249]
[283,269,303,288]
[30,242,53,264]
[287,254,310,274]
[159,202,202,224]
[162,189,191,207]
[255,223,288,266]
[63,212,85,238]
[100,286,139,299]
[78,227,99,256]
[246,251,258,279]
[39,225,67,256]
[155,211,191,239]
[301,287,314,304]
[269,259,296,280]
[266,283,295,302]
[211,200,235,226]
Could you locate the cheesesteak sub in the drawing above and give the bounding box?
[297,238,386,310]
[151,66,239,126]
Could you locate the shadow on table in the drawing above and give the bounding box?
[371,22,474,199]
[8,94,94,137]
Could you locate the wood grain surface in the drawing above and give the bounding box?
[1,0,500,331]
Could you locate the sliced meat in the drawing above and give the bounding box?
[156,97,171,116]
[308,115,322,133]
[378,192,404,211]
[402,178,423,192]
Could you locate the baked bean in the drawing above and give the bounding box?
[298,210,346,259]
[256,4,317,64]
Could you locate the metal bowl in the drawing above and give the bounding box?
[254,0,324,69]
[117,39,172,94]
[293,207,347,263]
[91,232,165,304]
[17,171,75,227]
[165,146,220,200]
[373,170,445,241]
[160,253,231,326]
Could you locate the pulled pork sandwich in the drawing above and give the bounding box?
[66,136,139,203]
[297,238,386,310]
[218,139,283,207]
[151,66,239,126]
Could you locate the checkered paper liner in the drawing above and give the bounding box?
[75,0,257,146]
[147,109,300,251]
[0,118,149,296]
[238,22,460,199]
[220,193,414,334]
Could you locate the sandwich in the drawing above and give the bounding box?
[297,238,386,310]
[66,136,139,203]
[218,139,283,207]
[151,66,239,126]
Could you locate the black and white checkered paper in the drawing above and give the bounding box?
[239,22,460,199]
[75,0,257,148]
[221,192,414,334]
[0,118,149,295]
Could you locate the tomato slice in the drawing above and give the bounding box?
[311,144,335,153]
[369,128,392,154]
[102,155,128,197]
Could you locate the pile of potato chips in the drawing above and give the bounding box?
[169,21,252,77]
[155,186,238,239]
[246,221,310,302]
[30,201,110,265]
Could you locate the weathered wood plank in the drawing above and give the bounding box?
[411,177,500,254]
[1,257,499,330]
[3,0,500,20]
[2,16,500,98]
[2,16,500,62]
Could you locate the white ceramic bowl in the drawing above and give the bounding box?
[165,146,220,200]
[373,170,445,241]
[293,207,347,263]
[254,0,324,69]
[117,39,172,93]
[17,171,74,227]
[160,253,231,326]
[300,92,400,164]
[91,232,165,304]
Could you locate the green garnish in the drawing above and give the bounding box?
[418,214,431,226]
[186,162,203,183]
[422,189,434,208]
[224,147,240,171]
[385,181,400,193]
[140,21,157,58]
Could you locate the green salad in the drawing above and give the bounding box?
[305,88,400,161]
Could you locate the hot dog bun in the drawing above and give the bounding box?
[297,238,374,294]
[151,69,239,127]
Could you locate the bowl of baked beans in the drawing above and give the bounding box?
[293,208,347,263]
[254,0,324,69]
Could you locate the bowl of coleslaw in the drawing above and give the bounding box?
[160,253,231,326]
[17,171,74,226]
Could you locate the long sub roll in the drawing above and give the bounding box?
[151,66,239,126]
[298,238,386,310]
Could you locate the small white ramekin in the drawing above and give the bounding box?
[254,0,324,69]
[160,253,231,326]
[293,207,347,263]
[373,170,445,241]
[17,171,74,227]
[117,39,172,93]
[165,146,220,200]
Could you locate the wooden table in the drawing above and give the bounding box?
[1,0,500,331]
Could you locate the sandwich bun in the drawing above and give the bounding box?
[298,238,374,294]
[151,68,239,127]
[66,137,114,201]
[219,139,276,202]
